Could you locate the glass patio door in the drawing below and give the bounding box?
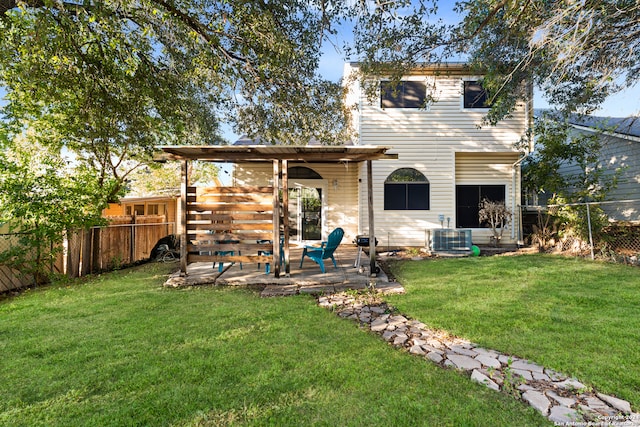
[288,185,322,242]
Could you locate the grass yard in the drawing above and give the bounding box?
[385,253,640,411]
[0,262,549,426]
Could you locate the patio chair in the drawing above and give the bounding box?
[257,237,284,274]
[299,227,344,273]
[213,239,242,272]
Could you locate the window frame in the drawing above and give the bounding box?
[455,184,506,228]
[380,80,428,109]
[384,168,430,211]
[462,80,490,110]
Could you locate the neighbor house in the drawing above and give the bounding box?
[565,115,640,222]
[103,195,179,223]
[232,63,532,249]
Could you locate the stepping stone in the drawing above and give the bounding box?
[475,354,501,369]
[447,354,482,371]
[471,369,500,391]
[556,378,586,391]
[426,339,445,348]
[545,368,566,381]
[449,345,478,357]
[370,319,388,332]
[426,352,443,364]
[474,347,501,357]
[549,406,581,424]
[584,396,618,416]
[498,355,514,365]
[358,313,371,322]
[547,391,576,407]
[596,393,632,414]
[532,371,550,381]
[522,390,551,415]
[409,345,425,355]
[387,315,408,326]
[511,360,544,373]
[381,330,395,341]
[512,368,533,381]
[393,333,408,346]
[412,338,427,347]
[421,344,444,355]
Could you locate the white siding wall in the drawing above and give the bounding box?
[350,65,527,247]
[234,162,361,242]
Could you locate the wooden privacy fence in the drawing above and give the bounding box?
[66,215,175,277]
[0,233,63,293]
[186,186,275,269]
[0,233,28,292]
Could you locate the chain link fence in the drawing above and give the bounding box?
[521,199,640,265]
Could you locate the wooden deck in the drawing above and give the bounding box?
[164,245,405,296]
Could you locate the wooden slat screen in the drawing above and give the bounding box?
[186,186,275,266]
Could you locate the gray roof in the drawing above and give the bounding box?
[534,109,640,139]
[568,115,640,138]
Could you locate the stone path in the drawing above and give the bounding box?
[317,292,640,427]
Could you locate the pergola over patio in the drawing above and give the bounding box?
[158,145,397,278]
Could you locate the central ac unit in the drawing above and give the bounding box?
[432,229,472,252]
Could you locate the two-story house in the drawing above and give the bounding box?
[232,63,532,249]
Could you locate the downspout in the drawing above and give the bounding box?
[511,80,535,241]
[511,155,528,242]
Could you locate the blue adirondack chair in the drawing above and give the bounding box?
[299,227,344,273]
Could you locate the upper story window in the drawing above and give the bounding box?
[463,81,489,109]
[384,168,430,210]
[380,81,427,109]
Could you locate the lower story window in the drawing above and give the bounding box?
[456,185,505,228]
[384,168,430,210]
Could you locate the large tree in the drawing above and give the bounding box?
[0,0,362,208]
[0,0,366,278]
[454,0,640,123]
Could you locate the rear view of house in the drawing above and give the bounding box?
[234,63,532,249]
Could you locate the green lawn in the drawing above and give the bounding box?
[385,253,640,410]
[0,263,550,426]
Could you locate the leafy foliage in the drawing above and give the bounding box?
[0,135,106,283]
[127,161,221,197]
[351,1,639,123]
[478,198,512,247]
[454,0,640,122]
[523,112,622,243]
[0,0,365,278]
[0,0,356,147]
[523,113,620,203]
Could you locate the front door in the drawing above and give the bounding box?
[288,184,322,242]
